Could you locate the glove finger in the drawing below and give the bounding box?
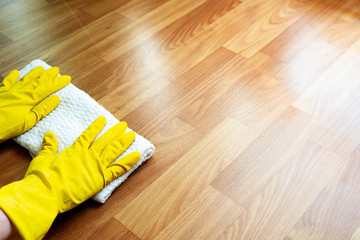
[41,67,60,80]
[26,95,60,132]
[34,75,71,101]
[100,131,136,167]
[0,70,19,89]
[32,67,60,89]
[15,66,44,89]
[91,121,128,155]
[104,151,141,185]
[75,116,106,148]
[47,75,71,92]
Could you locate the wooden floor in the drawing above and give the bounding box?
[1,0,360,239]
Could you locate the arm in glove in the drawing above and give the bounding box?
[0,116,141,239]
[0,66,71,143]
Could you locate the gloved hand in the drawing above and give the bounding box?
[0,66,71,143]
[0,117,141,239]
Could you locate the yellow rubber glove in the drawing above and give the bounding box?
[0,66,71,143]
[0,117,141,239]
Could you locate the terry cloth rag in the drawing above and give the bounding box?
[13,59,155,203]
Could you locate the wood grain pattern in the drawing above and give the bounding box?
[1,0,360,239]
[0,0,49,40]
[80,0,130,18]
[293,38,360,121]
[156,0,286,77]
[0,141,30,186]
[116,0,169,20]
[287,147,360,240]
[224,0,316,58]
[115,118,257,239]
[88,0,208,62]
[154,186,244,240]
[45,118,205,240]
[88,218,139,240]
[117,47,242,136]
[212,107,348,239]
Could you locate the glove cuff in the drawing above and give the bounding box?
[0,176,58,240]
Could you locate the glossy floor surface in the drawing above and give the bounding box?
[1,0,360,239]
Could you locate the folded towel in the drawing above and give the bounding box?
[13,59,155,203]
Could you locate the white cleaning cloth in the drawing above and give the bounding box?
[13,59,155,203]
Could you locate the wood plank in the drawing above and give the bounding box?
[233,76,296,132]
[154,0,242,52]
[305,80,360,157]
[213,109,347,239]
[0,11,128,74]
[261,1,360,98]
[287,147,360,240]
[88,0,208,62]
[88,218,139,240]
[114,118,258,239]
[177,52,283,133]
[217,216,248,240]
[116,0,169,20]
[47,0,90,10]
[0,32,12,49]
[229,142,345,239]
[2,0,360,239]
[80,0,130,18]
[229,18,351,133]
[0,141,30,187]
[57,50,105,81]
[293,37,360,122]
[261,0,347,62]
[178,70,263,133]
[224,0,317,58]
[73,40,174,105]
[151,0,287,77]
[48,118,204,240]
[41,12,130,71]
[340,1,360,25]
[0,0,78,41]
[97,77,169,120]
[95,0,288,85]
[121,47,242,136]
[154,186,244,240]
[212,107,341,207]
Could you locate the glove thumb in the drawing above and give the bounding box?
[0,70,19,90]
[39,131,58,156]
[26,95,60,132]
[104,151,141,185]
[25,132,57,177]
